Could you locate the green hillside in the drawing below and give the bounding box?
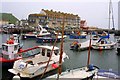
[0,13,19,24]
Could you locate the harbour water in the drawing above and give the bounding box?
[0,33,120,79]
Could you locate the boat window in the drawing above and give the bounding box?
[42,48,45,56]
[42,31,47,33]
[26,60,33,65]
[54,50,59,55]
[32,48,40,55]
[14,45,18,51]
[2,45,8,51]
[101,41,104,44]
[47,49,51,57]
[27,50,33,56]
[22,52,30,58]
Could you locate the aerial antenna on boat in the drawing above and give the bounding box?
[87,32,92,66]
[57,14,65,80]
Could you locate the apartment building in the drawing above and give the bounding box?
[28,9,80,28]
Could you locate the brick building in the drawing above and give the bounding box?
[28,9,80,28]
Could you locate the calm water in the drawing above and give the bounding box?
[0,33,120,79]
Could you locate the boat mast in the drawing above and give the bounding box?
[87,33,92,66]
[57,15,65,79]
[111,0,115,30]
[109,0,115,30]
[108,0,111,30]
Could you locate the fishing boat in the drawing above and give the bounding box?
[36,36,62,43]
[8,45,68,79]
[92,34,116,50]
[70,39,98,51]
[23,25,50,39]
[0,34,23,69]
[36,31,67,43]
[69,31,87,39]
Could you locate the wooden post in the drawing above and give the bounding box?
[87,32,92,66]
[57,15,65,79]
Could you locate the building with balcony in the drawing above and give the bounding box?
[28,9,80,28]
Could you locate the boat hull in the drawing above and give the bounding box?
[0,61,14,69]
[69,35,86,39]
[70,45,88,51]
[47,65,99,79]
[0,56,21,69]
[97,69,120,79]
[8,62,59,79]
[36,37,61,43]
[92,45,114,50]
[24,35,36,39]
[117,47,120,55]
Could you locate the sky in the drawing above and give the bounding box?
[0,0,119,29]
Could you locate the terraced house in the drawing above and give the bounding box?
[28,9,80,28]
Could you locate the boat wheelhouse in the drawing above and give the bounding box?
[0,34,22,68]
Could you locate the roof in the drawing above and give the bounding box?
[0,13,19,24]
[42,9,80,18]
[29,9,80,19]
[2,43,19,46]
[38,45,59,50]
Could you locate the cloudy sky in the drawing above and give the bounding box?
[0,0,119,29]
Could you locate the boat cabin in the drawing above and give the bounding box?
[20,46,59,58]
[2,42,20,60]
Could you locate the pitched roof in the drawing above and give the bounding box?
[0,13,19,24]
[42,9,80,18]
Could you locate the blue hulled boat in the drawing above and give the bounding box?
[69,31,87,39]
[36,36,61,43]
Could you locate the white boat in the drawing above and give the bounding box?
[47,64,99,79]
[70,39,98,51]
[23,25,50,39]
[92,36,116,50]
[8,45,68,79]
